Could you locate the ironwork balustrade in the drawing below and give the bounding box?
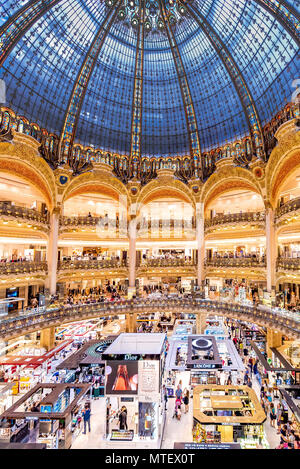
[277,258,300,271]
[0,261,48,275]
[0,201,49,225]
[205,211,265,229]
[275,197,300,220]
[58,259,125,270]
[205,258,266,268]
[0,298,299,339]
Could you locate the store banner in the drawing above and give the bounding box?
[138,360,159,397]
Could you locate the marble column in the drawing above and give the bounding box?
[196,312,207,334]
[125,312,137,333]
[47,208,60,296]
[265,207,276,296]
[40,327,55,351]
[266,328,282,360]
[196,202,205,288]
[128,216,137,294]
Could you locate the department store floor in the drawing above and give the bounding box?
[71,367,281,450]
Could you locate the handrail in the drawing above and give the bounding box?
[0,201,49,225]
[140,258,195,267]
[0,298,299,339]
[60,215,119,227]
[0,261,48,275]
[277,257,300,271]
[58,259,125,270]
[205,211,265,229]
[205,258,266,268]
[275,197,300,220]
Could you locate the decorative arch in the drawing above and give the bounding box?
[62,170,130,205]
[136,177,196,213]
[201,165,263,210]
[0,141,57,209]
[266,130,300,207]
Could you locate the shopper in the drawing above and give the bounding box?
[276,403,283,433]
[119,406,128,430]
[162,385,168,411]
[183,389,189,413]
[175,384,182,400]
[269,402,276,428]
[82,404,91,434]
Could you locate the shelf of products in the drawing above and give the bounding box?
[110,429,134,441]
[37,434,58,449]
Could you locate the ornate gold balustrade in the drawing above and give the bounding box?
[0,201,49,227]
[205,258,266,268]
[205,211,265,230]
[0,298,299,340]
[60,215,121,228]
[0,261,48,276]
[275,197,300,222]
[58,259,125,270]
[141,258,196,268]
[277,258,300,271]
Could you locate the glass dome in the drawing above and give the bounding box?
[0,0,299,157]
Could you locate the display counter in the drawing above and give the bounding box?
[0,383,90,449]
[103,333,166,449]
[192,385,268,449]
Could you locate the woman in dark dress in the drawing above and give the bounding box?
[119,406,128,430]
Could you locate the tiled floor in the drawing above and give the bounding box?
[161,398,193,449]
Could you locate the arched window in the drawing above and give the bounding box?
[0,111,10,130]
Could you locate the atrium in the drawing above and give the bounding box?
[0,0,299,454]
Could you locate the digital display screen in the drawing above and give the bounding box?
[105,361,138,395]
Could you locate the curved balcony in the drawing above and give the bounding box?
[205,211,265,230]
[275,197,300,222]
[140,258,195,268]
[277,258,300,272]
[0,202,49,227]
[137,219,196,230]
[0,261,48,276]
[57,259,125,270]
[0,298,299,340]
[60,215,119,228]
[205,258,266,268]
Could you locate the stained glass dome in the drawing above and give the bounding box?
[0,0,299,158]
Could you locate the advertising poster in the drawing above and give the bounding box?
[138,360,159,396]
[105,361,138,395]
[138,402,157,439]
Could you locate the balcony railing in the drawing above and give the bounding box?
[205,211,265,229]
[60,215,120,228]
[137,219,196,230]
[0,202,49,226]
[205,258,266,268]
[58,259,125,270]
[277,258,300,271]
[275,197,300,220]
[140,258,196,268]
[0,261,48,275]
[0,298,299,339]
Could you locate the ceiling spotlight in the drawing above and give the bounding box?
[118,8,126,19]
[128,0,136,10]
[145,19,152,32]
[157,18,164,30]
[131,15,139,28]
